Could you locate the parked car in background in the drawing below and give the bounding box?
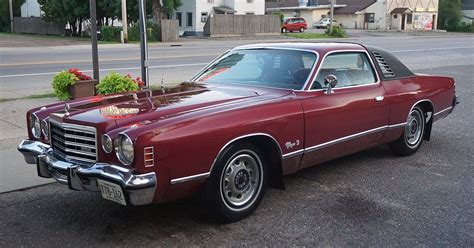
[18,43,458,222]
[282,17,308,33]
[314,18,339,28]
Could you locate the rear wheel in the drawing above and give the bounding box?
[299,27,305,32]
[201,142,267,222]
[281,27,287,33]
[389,106,426,156]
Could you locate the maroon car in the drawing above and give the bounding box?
[18,43,458,222]
[282,17,308,33]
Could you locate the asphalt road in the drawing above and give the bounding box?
[0,33,473,246]
[1,32,473,97]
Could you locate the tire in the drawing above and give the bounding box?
[281,27,287,33]
[299,27,304,32]
[200,142,267,222]
[389,106,426,156]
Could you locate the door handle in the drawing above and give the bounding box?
[374,96,384,102]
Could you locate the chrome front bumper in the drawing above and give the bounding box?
[18,139,157,206]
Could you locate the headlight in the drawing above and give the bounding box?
[115,134,134,165]
[30,114,41,139]
[102,134,113,153]
[41,119,49,139]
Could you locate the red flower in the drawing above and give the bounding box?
[68,68,92,81]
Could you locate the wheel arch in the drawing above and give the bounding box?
[210,133,285,190]
[411,99,435,141]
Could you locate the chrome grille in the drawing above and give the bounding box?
[50,121,97,164]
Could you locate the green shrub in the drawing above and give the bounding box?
[325,25,346,37]
[100,26,121,42]
[128,22,160,42]
[96,72,140,95]
[52,71,78,101]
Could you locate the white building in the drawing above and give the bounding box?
[267,0,439,31]
[20,0,42,17]
[174,0,265,36]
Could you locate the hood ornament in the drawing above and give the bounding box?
[64,103,71,116]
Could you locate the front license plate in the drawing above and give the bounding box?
[97,179,126,206]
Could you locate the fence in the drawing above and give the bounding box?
[159,19,179,42]
[204,15,281,38]
[13,17,64,35]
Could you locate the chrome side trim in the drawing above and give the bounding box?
[388,123,407,129]
[434,106,452,116]
[282,149,305,159]
[170,172,211,185]
[304,126,387,153]
[306,49,381,91]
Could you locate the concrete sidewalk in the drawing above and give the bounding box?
[0,97,56,193]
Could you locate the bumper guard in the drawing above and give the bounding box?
[17,139,156,206]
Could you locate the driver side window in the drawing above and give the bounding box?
[312,52,377,90]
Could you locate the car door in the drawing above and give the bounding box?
[299,51,389,169]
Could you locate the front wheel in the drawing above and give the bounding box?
[281,27,287,33]
[388,106,426,156]
[200,143,267,222]
[299,27,305,32]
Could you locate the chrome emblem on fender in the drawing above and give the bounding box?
[285,140,300,149]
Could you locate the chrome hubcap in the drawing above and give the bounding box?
[405,110,423,146]
[221,153,261,208]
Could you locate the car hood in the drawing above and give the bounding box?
[50,82,292,130]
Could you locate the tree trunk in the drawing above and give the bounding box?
[152,0,163,23]
[78,18,83,36]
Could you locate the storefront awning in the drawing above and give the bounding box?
[391,8,412,14]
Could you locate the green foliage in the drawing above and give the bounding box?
[162,0,182,18]
[273,12,285,24]
[96,72,140,95]
[128,21,160,42]
[52,71,78,101]
[438,0,463,31]
[100,25,121,42]
[325,25,346,37]
[457,23,474,32]
[0,0,26,32]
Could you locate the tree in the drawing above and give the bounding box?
[151,0,181,21]
[438,0,463,31]
[38,0,89,36]
[0,0,26,32]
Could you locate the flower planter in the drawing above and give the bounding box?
[69,79,98,99]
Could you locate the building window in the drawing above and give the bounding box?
[176,12,182,27]
[364,13,375,23]
[187,12,193,27]
[246,12,255,15]
[201,12,208,22]
[247,0,254,3]
[406,14,413,24]
[207,0,214,3]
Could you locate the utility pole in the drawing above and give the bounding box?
[121,0,128,43]
[329,0,335,35]
[90,0,100,80]
[9,0,14,32]
[138,0,149,87]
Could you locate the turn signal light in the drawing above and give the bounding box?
[144,147,154,167]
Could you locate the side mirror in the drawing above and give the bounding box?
[324,74,337,94]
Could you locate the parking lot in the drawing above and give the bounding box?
[0,33,473,246]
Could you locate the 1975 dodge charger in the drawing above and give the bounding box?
[18,43,458,222]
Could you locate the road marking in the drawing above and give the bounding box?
[0,53,220,67]
[1,46,473,79]
[390,46,474,53]
[0,63,209,78]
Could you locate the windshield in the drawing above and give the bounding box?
[194,49,318,90]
